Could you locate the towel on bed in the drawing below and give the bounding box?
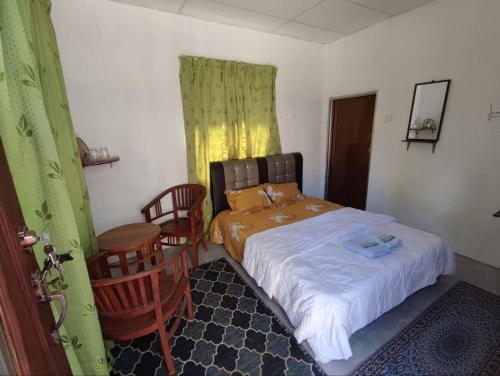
[343,232,402,258]
[374,232,403,250]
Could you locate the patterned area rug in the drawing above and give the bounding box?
[110,258,324,376]
[354,281,500,376]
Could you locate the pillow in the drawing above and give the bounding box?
[225,185,272,212]
[264,182,303,204]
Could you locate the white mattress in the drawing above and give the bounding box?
[242,208,455,363]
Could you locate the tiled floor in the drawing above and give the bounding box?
[174,243,500,376]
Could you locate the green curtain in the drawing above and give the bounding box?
[179,56,282,224]
[0,1,108,375]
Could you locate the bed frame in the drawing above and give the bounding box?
[209,153,303,217]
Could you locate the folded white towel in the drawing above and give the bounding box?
[342,232,403,258]
[370,232,403,250]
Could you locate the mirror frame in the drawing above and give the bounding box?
[405,79,451,143]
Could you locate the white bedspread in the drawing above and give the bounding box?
[242,208,455,363]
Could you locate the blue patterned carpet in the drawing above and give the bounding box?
[354,281,500,376]
[110,258,325,376]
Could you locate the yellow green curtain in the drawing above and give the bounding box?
[179,56,282,224]
[0,0,108,374]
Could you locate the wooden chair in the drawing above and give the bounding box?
[87,248,193,375]
[141,184,207,270]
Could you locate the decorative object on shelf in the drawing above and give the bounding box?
[403,79,451,153]
[76,137,119,167]
[488,104,500,121]
[422,118,437,130]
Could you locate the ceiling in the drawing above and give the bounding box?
[110,0,437,44]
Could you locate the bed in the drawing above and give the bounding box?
[209,153,455,363]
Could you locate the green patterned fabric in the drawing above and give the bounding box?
[0,1,108,374]
[179,56,281,225]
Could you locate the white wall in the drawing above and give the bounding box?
[325,0,500,268]
[52,0,500,268]
[51,0,326,234]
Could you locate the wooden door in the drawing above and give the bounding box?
[326,94,375,210]
[0,140,71,375]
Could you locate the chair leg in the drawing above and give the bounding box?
[201,236,208,252]
[192,240,199,270]
[185,292,193,321]
[158,326,175,375]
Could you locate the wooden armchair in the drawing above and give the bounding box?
[141,184,207,270]
[87,248,193,375]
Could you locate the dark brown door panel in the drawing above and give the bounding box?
[0,140,71,375]
[326,94,375,210]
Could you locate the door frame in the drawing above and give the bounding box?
[324,91,378,203]
[0,140,71,375]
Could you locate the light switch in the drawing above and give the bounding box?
[384,114,393,123]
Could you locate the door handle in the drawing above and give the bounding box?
[31,271,68,344]
[31,244,73,345]
[48,292,67,344]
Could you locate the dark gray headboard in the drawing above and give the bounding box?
[209,153,303,217]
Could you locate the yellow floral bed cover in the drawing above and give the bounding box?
[210,197,343,262]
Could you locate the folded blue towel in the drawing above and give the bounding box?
[370,232,403,251]
[342,232,403,259]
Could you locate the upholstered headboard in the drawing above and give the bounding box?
[209,153,303,217]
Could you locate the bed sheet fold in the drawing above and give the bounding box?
[210,197,343,262]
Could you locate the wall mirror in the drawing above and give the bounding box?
[404,79,450,151]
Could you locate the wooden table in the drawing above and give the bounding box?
[97,223,162,275]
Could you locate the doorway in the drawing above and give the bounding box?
[325,94,376,210]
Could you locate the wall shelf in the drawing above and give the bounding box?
[76,137,119,168]
[488,104,500,121]
[409,128,436,135]
[82,156,120,167]
[402,139,438,153]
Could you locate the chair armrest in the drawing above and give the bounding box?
[162,247,191,282]
[187,194,205,218]
[162,247,184,264]
[86,251,113,279]
[141,188,174,222]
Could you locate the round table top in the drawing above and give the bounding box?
[97,223,161,252]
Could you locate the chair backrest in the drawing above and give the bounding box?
[87,249,188,320]
[173,184,206,211]
[141,184,206,222]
